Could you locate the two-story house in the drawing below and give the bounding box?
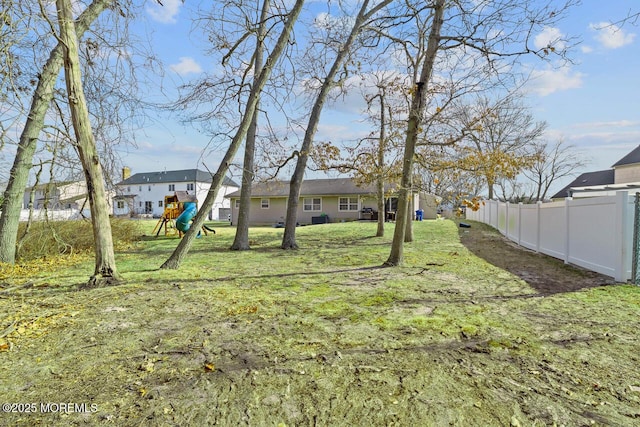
[23,180,92,212]
[114,168,239,220]
[552,145,640,199]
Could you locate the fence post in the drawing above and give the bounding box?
[614,191,630,282]
[505,202,510,237]
[564,197,572,264]
[535,201,541,252]
[518,202,523,245]
[633,193,640,285]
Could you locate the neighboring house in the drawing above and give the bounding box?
[225,177,440,226]
[552,145,640,199]
[114,168,239,220]
[23,180,92,211]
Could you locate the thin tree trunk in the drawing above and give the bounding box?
[385,0,444,266]
[231,0,270,251]
[57,0,119,286]
[376,177,385,237]
[0,0,112,264]
[281,0,392,249]
[405,177,413,243]
[161,0,305,269]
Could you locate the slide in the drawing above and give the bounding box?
[176,202,197,233]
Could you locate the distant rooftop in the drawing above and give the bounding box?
[226,178,396,198]
[551,169,615,199]
[612,144,640,167]
[118,169,239,187]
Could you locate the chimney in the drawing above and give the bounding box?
[122,166,131,181]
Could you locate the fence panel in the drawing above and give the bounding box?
[465,191,634,281]
[19,209,82,221]
[506,203,519,241]
[519,204,539,251]
[538,202,566,260]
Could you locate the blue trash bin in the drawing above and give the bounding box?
[415,209,423,221]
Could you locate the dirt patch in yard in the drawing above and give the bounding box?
[458,220,616,294]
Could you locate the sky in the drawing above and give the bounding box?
[116,0,640,196]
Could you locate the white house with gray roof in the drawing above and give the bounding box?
[114,168,239,220]
[552,144,640,199]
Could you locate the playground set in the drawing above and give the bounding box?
[152,192,215,237]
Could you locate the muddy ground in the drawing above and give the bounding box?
[458,220,616,295]
[1,220,639,426]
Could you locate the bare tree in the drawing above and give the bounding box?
[57,0,120,285]
[0,0,113,264]
[524,139,586,201]
[161,0,306,269]
[384,0,577,266]
[384,0,445,266]
[281,0,393,249]
[231,0,270,251]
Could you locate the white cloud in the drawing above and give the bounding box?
[534,26,566,51]
[575,120,640,129]
[170,57,203,76]
[527,65,584,96]
[146,0,182,24]
[589,22,635,49]
[580,45,593,54]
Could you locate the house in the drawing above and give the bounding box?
[113,168,239,219]
[23,180,94,213]
[552,145,640,199]
[225,177,440,226]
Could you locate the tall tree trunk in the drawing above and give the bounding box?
[231,0,270,251]
[161,0,305,269]
[281,0,391,249]
[0,0,111,264]
[385,0,444,266]
[57,0,119,286]
[375,88,387,237]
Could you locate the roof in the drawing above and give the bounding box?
[551,169,615,199]
[26,180,82,191]
[612,145,640,167]
[225,178,381,198]
[117,169,239,187]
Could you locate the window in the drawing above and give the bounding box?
[138,202,142,207]
[148,185,151,191]
[339,197,358,211]
[235,200,240,209]
[303,197,322,211]
[187,183,194,191]
[139,186,142,191]
[117,201,124,209]
[158,200,163,207]
[261,198,270,209]
[169,184,175,191]
[145,201,153,214]
[127,186,131,193]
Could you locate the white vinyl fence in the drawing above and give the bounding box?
[18,208,84,221]
[465,191,635,282]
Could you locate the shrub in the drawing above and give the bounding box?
[15,218,142,261]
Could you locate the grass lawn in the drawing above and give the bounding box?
[1,219,639,426]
